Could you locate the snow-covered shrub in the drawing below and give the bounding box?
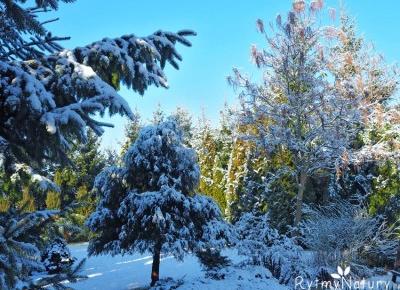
[300,199,398,274]
[0,209,85,290]
[87,119,234,286]
[196,249,231,280]
[196,249,231,271]
[0,209,48,289]
[236,213,312,285]
[41,238,75,274]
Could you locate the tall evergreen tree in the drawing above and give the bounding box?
[225,137,250,221]
[194,114,221,207]
[193,107,233,215]
[151,103,166,125]
[211,105,233,216]
[53,129,105,209]
[86,119,232,286]
[263,147,297,233]
[234,150,269,217]
[171,106,194,146]
[229,1,361,227]
[329,10,400,215]
[120,109,142,157]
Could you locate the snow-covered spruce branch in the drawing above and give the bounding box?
[0,29,195,180]
[28,258,87,290]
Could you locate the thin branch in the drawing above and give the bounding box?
[41,18,60,25]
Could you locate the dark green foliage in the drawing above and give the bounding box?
[229,150,269,222]
[196,249,231,271]
[54,130,105,208]
[369,160,400,223]
[0,170,23,209]
[50,130,106,241]
[265,178,296,234]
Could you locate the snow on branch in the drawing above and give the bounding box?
[72,30,196,94]
[0,29,195,177]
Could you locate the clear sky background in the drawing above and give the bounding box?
[46,0,400,150]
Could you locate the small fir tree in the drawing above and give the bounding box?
[86,119,233,286]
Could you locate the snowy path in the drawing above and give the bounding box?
[67,243,288,290]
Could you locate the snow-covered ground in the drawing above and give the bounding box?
[66,243,288,290]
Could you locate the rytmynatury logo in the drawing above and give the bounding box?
[295,264,395,289]
[331,265,351,280]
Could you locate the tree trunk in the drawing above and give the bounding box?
[150,242,162,286]
[294,171,307,228]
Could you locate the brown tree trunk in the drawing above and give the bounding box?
[294,171,307,228]
[150,242,162,286]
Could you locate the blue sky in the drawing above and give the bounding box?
[47,0,400,150]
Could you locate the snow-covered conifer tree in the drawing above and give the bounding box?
[0,0,71,61]
[329,11,399,162]
[171,106,194,146]
[225,137,250,221]
[120,109,142,157]
[151,103,167,125]
[234,150,268,217]
[193,114,219,202]
[86,119,232,286]
[0,208,86,289]
[211,105,233,216]
[193,107,234,214]
[328,11,400,212]
[229,1,361,226]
